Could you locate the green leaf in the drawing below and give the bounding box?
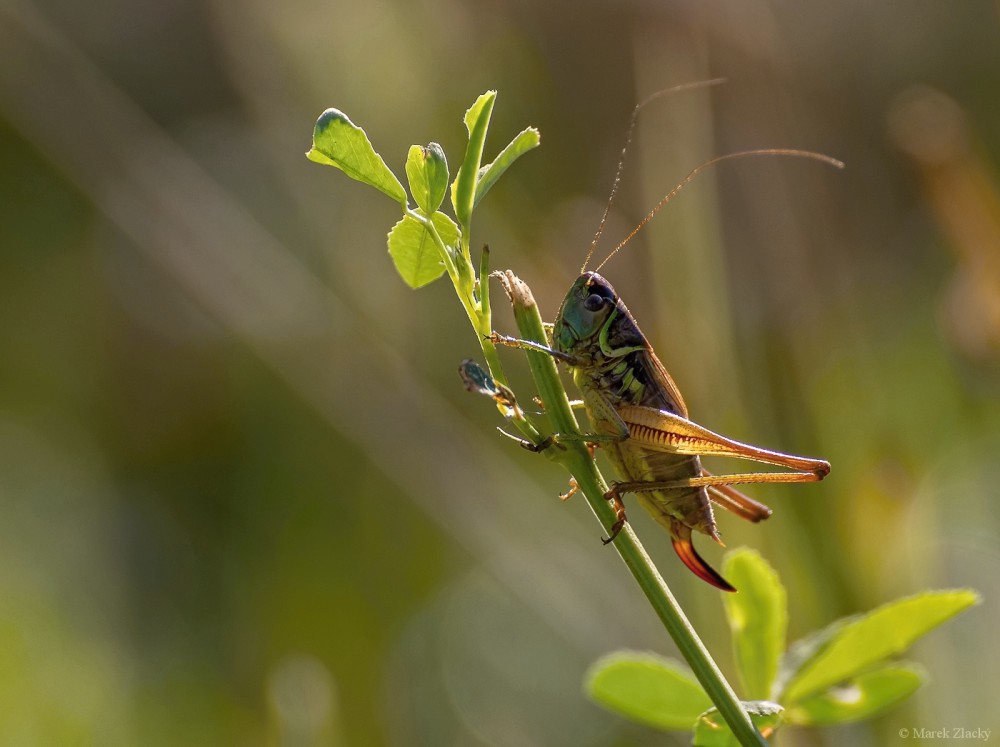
[786,663,925,726]
[474,127,541,208]
[781,589,979,704]
[451,91,496,228]
[405,142,449,214]
[693,701,783,747]
[307,109,407,206]
[584,651,711,731]
[774,615,847,700]
[386,210,459,288]
[721,548,787,701]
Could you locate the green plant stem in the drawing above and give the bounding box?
[496,270,767,747]
[416,186,760,739]
[411,209,549,447]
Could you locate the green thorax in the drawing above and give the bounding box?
[554,272,684,414]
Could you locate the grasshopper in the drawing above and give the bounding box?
[527,269,830,591]
[495,93,838,591]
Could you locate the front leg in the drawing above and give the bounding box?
[490,332,578,365]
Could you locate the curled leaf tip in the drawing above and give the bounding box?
[315,107,353,130]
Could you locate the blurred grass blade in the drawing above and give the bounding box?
[786,663,925,726]
[387,210,458,288]
[721,548,787,701]
[451,91,496,228]
[780,589,979,704]
[693,701,783,746]
[585,651,712,731]
[307,108,407,206]
[405,142,449,214]
[474,126,540,208]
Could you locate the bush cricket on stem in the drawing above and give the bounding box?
[494,84,840,591]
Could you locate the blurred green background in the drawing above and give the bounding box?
[2,0,1000,744]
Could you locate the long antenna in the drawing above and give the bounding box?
[592,149,845,273]
[581,78,728,273]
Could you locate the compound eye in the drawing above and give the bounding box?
[583,293,605,312]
